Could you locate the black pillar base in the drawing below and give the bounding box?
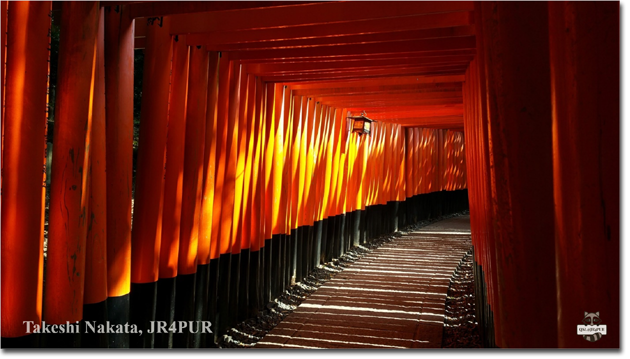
[290,228,299,284]
[43,329,81,348]
[248,249,261,318]
[283,233,290,290]
[215,253,231,340]
[352,210,361,247]
[238,249,250,323]
[329,216,336,261]
[228,252,241,331]
[130,281,157,348]
[106,293,130,348]
[313,220,323,268]
[206,257,220,347]
[155,276,176,348]
[263,239,272,304]
[305,225,314,274]
[1,333,40,348]
[270,234,282,299]
[173,272,196,348]
[192,263,210,348]
[81,299,109,348]
[337,213,346,258]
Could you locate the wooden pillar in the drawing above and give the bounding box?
[302,99,315,231]
[228,66,246,326]
[1,0,51,344]
[262,83,276,246]
[174,45,209,348]
[231,70,248,258]
[195,50,219,348]
[288,95,302,281]
[478,1,556,348]
[198,50,219,279]
[210,52,231,343]
[104,5,134,348]
[129,16,173,349]
[199,51,220,263]
[261,82,275,304]
[245,76,265,316]
[1,0,8,172]
[405,128,414,200]
[155,34,190,349]
[249,77,266,251]
[240,75,257,262]
[221,60,242,332]
[548,1,619,348]
[82,8,108,348]
[178,46,209,277]
[48,0,95,315]
[45,1,98,346]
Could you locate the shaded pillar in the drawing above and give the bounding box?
[44,1,99,348]
[174,46,209,348]
[104,4,134,348]
[548,1,619,348]
[1,0,51,347]
[155,34,190,349]
[82,8,109,348]
[129,16,173,349]
[478,1,557,348]
[196,50,220,348]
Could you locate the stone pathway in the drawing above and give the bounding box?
[255,215,472,349]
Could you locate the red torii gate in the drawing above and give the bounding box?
[0,0,619,350]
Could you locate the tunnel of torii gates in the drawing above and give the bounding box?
[0,0,619,349]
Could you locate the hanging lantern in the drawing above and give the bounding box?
[348,111,374,136]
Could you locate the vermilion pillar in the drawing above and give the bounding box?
[232,72,249,257]
[178,47,209,277]
[130,16,173,348]
[220,61,241,256]
[1,0,8,170]
[82,8,108,348]
[211,54,234,258]
[157,37,189,330]
[131,18,173,285]
[241,77,258,255]
[174,45,209,348]
[104,5,134,348]
[210,52,231,343]
[200,51,220,264]
[242,76,263,316]
[548,1,619,348]
[478,1,557,348]
[248,78,265,253]
[1,0,51,344]
[159,36,190,284]
[222,61,242,331]
[232,71,252,324]
[198,51,220,266]
[470,2,503,344]
[45,1,98,346]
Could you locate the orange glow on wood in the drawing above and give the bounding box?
[131,17,173,284]
[178,47,209,275]
[160,36,190,277]
[84,8,108,305]
[1,0,51,337]
[104,5,134,299]
[45,1,98,325]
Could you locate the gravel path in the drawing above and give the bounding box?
[441,249,482,348]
